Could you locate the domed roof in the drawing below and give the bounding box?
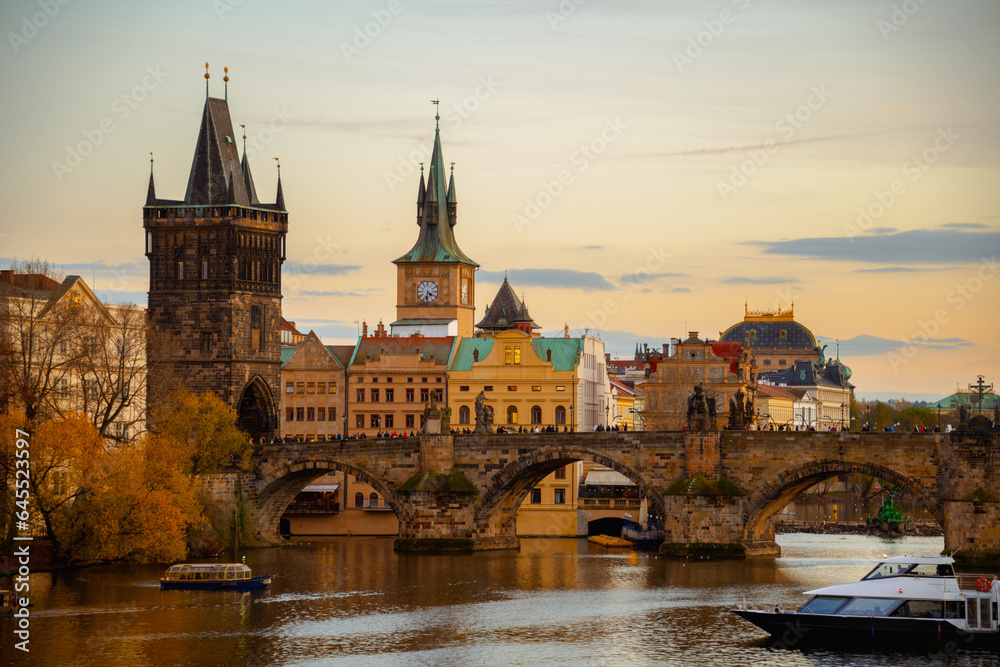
[719,306,817,350]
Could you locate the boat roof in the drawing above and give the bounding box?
[804,577,964,600]
[167,563,250,568]
[877,555,954,564]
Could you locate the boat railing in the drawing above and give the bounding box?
[956,574,999,591]
[735,597,762,612]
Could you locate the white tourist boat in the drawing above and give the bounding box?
[733,555,999,647]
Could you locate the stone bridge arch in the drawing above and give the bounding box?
[473,445,665,550]
[256,458,402,541]
[741,459,942,555]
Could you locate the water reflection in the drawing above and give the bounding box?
[10,534,999,666]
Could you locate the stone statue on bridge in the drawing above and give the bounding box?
[686,384,714,431]
[474,390,494,433]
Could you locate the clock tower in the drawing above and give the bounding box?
[391,110,478,337]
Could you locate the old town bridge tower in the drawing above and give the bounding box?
[143,68,286,440]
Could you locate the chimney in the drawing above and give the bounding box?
[362,321,368,338]
[0,270,12,284]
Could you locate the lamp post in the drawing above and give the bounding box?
[569,405,574,433]
[605,404,610,429]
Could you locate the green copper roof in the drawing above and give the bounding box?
[394,122,477,266]
[450,338,495,371]
[530,338,584,372]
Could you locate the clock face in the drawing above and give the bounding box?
[461,282,469,304]
[417,280,438,302]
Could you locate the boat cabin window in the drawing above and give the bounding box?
[889,600,943,618]
[944,601,965,619]
[862,562,952,580]
[799,596,849,614]
[839,598,901,617]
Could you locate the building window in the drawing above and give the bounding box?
[507,406,518,424]
[201,258,208,280]
[529,488,541,504]
[508,386,517,392]
[371,388,380,402]
[460,386,470,391]
[296,407,304,421]
[532,386,541,392]
[329,383,337,394]
[177,260,184,280]
[317,382,326,394]
[420,388,429,402]
[201,332,212,353]
[328,407,336,421]
[554,488,566,504]
[286,382,294,394]
[384,414,394,429]
[555,406,566,425]
[531,406,542,424]
[779,329,788,339]
[317,407,325,421]
[422,377,428,383]
[355,414,364,428]
[385,389,393,403]
[484,385,493,392]
[369,492,379,507]
[307,382,315,394]
[763,359,771,366]
[513,347,521,364]
[356,389,365,403]
[355,493,364,508]
[555,466,566,480]
[556,386,566,392]
[250,305,263,351]
[405,414,415,428]
[505,347,512,364]
[370,414,380,428]
[286,407,294,421]
[459,406,470,424]
[747,329,756,340]
[403,388,413,402]
[307,408,315,421]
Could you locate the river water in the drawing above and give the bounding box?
[7,534,999,666]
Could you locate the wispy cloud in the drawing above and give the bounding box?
[284,262,361,276]
[619,271,687,284]
[749,228,1000,264]
[819,333,974,356]
[722,276,799,285]
[296,288,384,298]
[479,268,614,291]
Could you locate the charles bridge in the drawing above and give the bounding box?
[205,428,1000,563]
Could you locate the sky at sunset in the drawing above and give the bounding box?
[1,0,998,400]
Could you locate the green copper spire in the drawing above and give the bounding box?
[394,107,477,266]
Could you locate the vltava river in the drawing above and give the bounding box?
[7,534,998,666]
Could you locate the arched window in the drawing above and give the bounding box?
[555,406,566,425]
[530,405,542,425]
[250,305,263,351]
[369,492,379,508]
[459,405,470,424]
[505,347,512,364]
[507,406,518,424]
[513,347,521,364]
[354,492,364,508]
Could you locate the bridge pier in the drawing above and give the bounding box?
[943,500,1000,565]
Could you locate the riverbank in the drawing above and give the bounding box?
[776,520,943,537]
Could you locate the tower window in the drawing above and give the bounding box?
[177,261,184,280]
[513,347,521,364]
[250,305,263,351]
[201,258,208,280]
[505,347,512,364]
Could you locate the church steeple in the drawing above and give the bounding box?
[146,154,157,206]
[275,161,285,212]
[394,112,476,265]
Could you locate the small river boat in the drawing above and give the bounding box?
[733,555,999,647]
[160,563,271,590]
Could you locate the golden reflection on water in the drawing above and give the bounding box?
[18,534,1000,666]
